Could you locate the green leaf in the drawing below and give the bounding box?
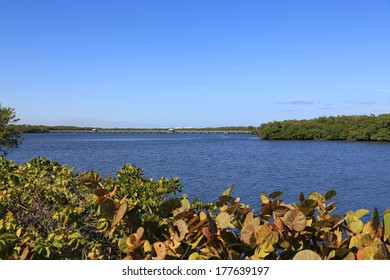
[143,240,152,253]
[82,171,102,189]
[101,198,116,220]
[343,252,356,260]
[284,210,307,232]
[293,250,321,260]
[324,190,336,201]
[384,213,390,240]
[372,208,380,231]
[189,252,199,260]
[298,192,305,202]
[69,232,80,239]
[308,192,325,204]
[44,247,51,258]
[160,198,182,214]
[118,236,129,252]
[221,185,234,196]
[300,199,318,209]
[268,191,283,199]
[355,209,370,219]
[345,213,364,234]
[52,240,63,249]
[349,235,363,249]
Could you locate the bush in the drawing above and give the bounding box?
[1,157,389,260]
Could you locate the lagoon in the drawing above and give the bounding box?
[7,133,390,216]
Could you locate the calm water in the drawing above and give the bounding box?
[6,133,390,216]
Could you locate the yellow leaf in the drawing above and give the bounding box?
[144,240,152,253]
[16,228,22,238]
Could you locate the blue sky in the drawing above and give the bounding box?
[1,0,389,128]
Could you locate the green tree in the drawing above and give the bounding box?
[0,104,22,156]
[255,114,390,142]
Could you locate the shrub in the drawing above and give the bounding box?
[1,157,389,260]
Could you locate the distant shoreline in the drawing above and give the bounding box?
[48,129,253,135]
[11,124,255,135]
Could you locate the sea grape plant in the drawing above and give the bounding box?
[1,157,389,260]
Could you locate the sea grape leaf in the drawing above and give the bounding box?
[343,252,356,260]
[144,240,152,253]
[268,191,283,199]
[260,192,270,204]
[374,243,390,260]
[324,190,336,201]
[101,198,116,220]
[284,209,307,232]
[349,235,363,250]
[189,252,200,260]
[357,246,378,260]
[94,188,109,197]
[298,192,305,202]
[384,213,390,240]
[324,232,338,248]
[349,219,364,235]
[241,223,257,248]
[293,250,321,260]
[82,171,102,189]
[216,212,230,229]
[372,208,380,231]
[361,234,374,247]
[20,247,29,260]
[173,219,188,241]
[153,242,166,260]
[160,198,182,214]
[136,227,144,240]
[255,224,279,246]
[221,185,234,196]
[309,192,325,204]
[112,203,127,227]
[355,209,370,219]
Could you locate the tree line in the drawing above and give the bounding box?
[255,114,390,141]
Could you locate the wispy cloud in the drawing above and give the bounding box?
[318,107,334,110]
[357,101,378,105]
[276,100,314,105]
[367,88,390,93]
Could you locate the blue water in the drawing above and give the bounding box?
[6,133,390,216]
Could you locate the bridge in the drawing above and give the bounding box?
[49,129,253,135]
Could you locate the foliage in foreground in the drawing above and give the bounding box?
[1,157,390,260]
[256,114,390,141]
